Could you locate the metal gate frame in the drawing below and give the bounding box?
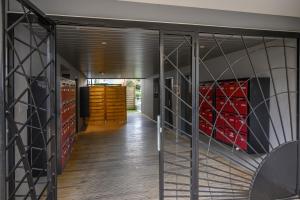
[1,0,56,199]
[159,31,199,200]
[159,31,300,199]
[0,1,300,200]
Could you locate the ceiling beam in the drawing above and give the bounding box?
[50,15,300,38]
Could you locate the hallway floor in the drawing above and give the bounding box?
[58,113,159,200]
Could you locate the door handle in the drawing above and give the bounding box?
[157,115,161,151]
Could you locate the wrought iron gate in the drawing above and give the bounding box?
[1,0,56,199]
[159,32,196,199]
[159,31,300,199]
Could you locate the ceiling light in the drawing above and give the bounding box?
[101,42,107,45]
[200,45,206,49]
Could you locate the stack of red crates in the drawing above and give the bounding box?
[215,80,248,150]
[199,83,214,136]
[60,79,76,170]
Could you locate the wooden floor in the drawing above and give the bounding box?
[58,112,159,200]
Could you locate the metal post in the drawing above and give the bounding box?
[296,38,300,195]
[53,25,58,200]
[157,115,161,151]
[48,24,57,200]
[0,0,6,199]
[159,30,165,200]
[7,22,15,200]
[191,33,199,199]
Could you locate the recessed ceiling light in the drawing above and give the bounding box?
[101,42,107,45]
[200,45,206,49]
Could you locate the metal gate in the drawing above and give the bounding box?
[159,30,300,199]
[159,32,196,199]
[1,0,56,199]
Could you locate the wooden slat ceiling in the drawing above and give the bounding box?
[57,25,159,78]
[55,26,273,79]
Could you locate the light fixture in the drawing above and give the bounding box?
[101,41,107,45]
[200,45,206,49]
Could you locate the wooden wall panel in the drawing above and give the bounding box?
[88,86,106,125]
[88,85,127,126]
[105,86,127,123]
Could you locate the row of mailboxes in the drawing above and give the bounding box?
[215,113,247,133]
[61,134,75,169]
[61,87,76,102]
[216,97,248,115]
[215,81,248,150]
[199,88,248,114]
[216,128,248,150]
[199,78,270,154]
[60,79,77,172]
[61,117,76,146]
[200,115,248,147]
[199,84,214,136]
[216,81,248,98]
[200,81,248,97]
[61,102,76,123]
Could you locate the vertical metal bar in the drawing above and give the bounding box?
[5,6,16,199]
[75,78,79,133]
[159,30,165,200]
[47,28,52,200]
[56,29,62,175]
[175,49,179,142]
[296,38,300,195]
[191,33,199,200]
[0,0,6,199]
[297,39,300,146]
[46,24,56,200]
[53,26,58,199]
[51,25,57,200]
[7,25,15,200]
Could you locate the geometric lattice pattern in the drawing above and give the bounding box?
[160,32,298,199]
[3,0,56,199]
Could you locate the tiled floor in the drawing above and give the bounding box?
[58,112,254,200]
[58,113,159,200]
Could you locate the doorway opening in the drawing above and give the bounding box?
[54,26,160,199]
[2,0,300,199]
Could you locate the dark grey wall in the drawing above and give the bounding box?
[141,78,154,119]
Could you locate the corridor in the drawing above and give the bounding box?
[58,113,159,200]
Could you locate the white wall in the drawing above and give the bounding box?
[121,0,300,18]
